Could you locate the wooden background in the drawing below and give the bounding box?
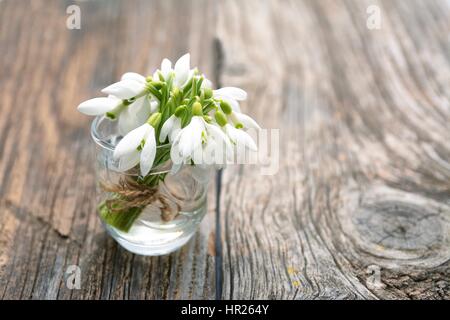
[0,0,449,299]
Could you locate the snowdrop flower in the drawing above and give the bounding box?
[159,105,186,143]
[213,87,247,113]
[118,95,159,135]
[78,72,158,135]
[153,53,193,88]
[77,95,122,116]
[214,110,257,152]
[113,113,161,176]
[173,114,205,159]
[113,73,155,132]
[171,103,234,171]
[219,100,261,131]
[102,72,147,99]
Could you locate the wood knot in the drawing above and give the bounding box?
[340,186,450,268]
[353,202,442,251]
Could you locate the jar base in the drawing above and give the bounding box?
[104,222,198,256]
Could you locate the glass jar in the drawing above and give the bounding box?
[91,116,211,256]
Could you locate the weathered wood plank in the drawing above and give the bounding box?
[216,0,450,299]
[0,0,216,299]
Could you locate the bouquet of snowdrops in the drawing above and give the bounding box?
[78,54,260,232]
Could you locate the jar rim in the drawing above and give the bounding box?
[90,116,172,176]
[90,116,170,151]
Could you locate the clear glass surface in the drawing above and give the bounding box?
[91,116,210,255]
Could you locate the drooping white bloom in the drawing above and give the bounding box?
[170,117,233,170]
[118,95,159,135]
[101,73,147,100]
[224,124,257,151]
[153,53,193,88]
[113,123,156,176]
[213,87,247,113]
[77,96,122,116]
[116,73,158,134]
[174,116,205,158]
[191,122,234,168]
[159,114,182,143]
[229,111,261,130]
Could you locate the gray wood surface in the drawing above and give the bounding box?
[0,0,449,299]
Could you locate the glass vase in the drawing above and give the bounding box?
[91,116,211,256]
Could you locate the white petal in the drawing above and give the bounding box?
[159,115,176,143]
[169,162,183,175]
[201,77,213,89]
[118,150,140,172]
[161,59,172,79]
[77,97,120,116]
[234,112,261,130]
[113,123,151,159]
[121,72,146,83]
[101,79,146,99]
[149,99,159,113]
[206,123,233,153]
[140,127,156,176]
[226,124,257,151]
[169,119,182,143]
[174,53,190,87]
[118,97,149,135]
[214,87,247,101]
[118,108,137,135]
[179,117,204,157]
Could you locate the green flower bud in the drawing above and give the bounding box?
[220,100,232,115]
[147,112,162,128]
[174,105,187,118]
[203,115,212,123]
[214,110,228,127]
[192,102,203,116]
[146,76,153,82]
[152,81,164,89]
[203,87,213,99]
[172,87,181,99]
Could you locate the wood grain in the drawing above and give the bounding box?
[0,0,449,300]
[0,0,216,300]
[216,0,450,299]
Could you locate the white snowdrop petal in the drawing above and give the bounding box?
[235,112,261,130]
[161,58,172,79]
[207,124,233,155]
[159,115,176,143]
[117,97,149,135]
[140,128,156,176]
[201,77,213,89]
[169,119,182,143]
[169,162,182,175]
[235,129,258,151]
[174,53,190,87]
[174,53,190,75]
[121,72,146,83]
[179,120,202,157]
[118,108,137,136]
[149,99,159,113]
[214,87,247,101]
[101,79,145,99]
[226,124,257,151]
[113,124,150,159]
[118,150,140,172]
[77,97,120,116]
